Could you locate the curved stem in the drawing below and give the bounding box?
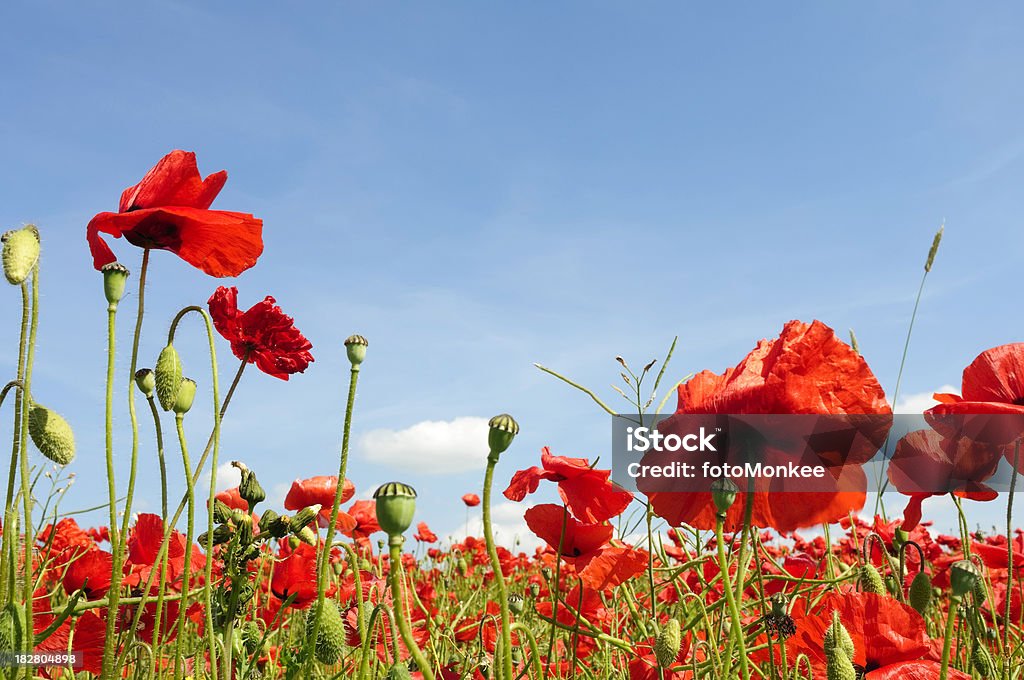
[387,537,434,680]
[145,396,168,522]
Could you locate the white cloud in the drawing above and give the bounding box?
[358,416,490,474]
[447,501,544,553]
[894,385,958,414]
[198,461,241,494]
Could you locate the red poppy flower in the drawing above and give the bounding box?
[87,150,263,277]
[888,429,1002,530]
[285,475,355,527]
[125,513,206,589]
[271,542,319,608]
[505,448,633,523]
[208,286,314,380]
[414,522,438,543]
[62,549,114,599]
[462,493,481,507]
[339,500,382,546]
[646,320,892,532]
[214,486,249,512]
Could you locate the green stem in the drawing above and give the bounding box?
[146,396,168,522]
[100,301,120,679]
[18,268,39,680]
[387,536,434,680]
[716,513,750,680]
[939,595,960,680]
[172,414,196,680]
[1005,441,1019,667]
[483,451,514,680]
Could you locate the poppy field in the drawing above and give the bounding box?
[2,150,1024,680]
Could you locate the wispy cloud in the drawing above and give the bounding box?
[894,385,958,413]
[358,416,490,473]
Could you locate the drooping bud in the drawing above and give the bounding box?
[234,461,266,507]
[373,481,418,537]
[456,557,468,577]
[306,601,346,665]
[100,262,130,307]
[172,378,197,415]
[909,571,933,615]
[487,413,519,455]
[135,369,156,398]
[2,225,40,285]
[710,477,739,514]
[344,334,368,367]
[858,564,885,595]
[972,644,995,677]
[28,403,76,465]
[950,559,981,599]
[289,505,322,533]
[654,618,681,669]
[155,344,183,412]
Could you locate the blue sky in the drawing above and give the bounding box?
[1,2,1022,545]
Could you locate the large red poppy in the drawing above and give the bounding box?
[87,150,263,277]
[208,286,314,380]
[505,448,633,523]
[646,320,892,532]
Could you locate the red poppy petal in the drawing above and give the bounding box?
[120,150,227,212]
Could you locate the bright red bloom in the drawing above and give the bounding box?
[209,286,314,380]
[215,486,248,512]
[505,448,633,523]
[414,522,438,543]
[646,320,892,532]
[339,500,382,546]
[284,475,355,527]
[87,150,263,277]
[62,549,114,599]
[462,493,481,507]
[125,513,206,589]
[271,542,318,608]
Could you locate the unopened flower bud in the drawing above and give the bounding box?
[373,481,418,537]
[457,558,468,577]
[155,344,183,411]
[306,601,346,665]
[529,582,540,598]
[825,646,857,680]
[289,505,322,533]
[858,564,885,595]
[172,378,197,415]
[487,413,519,455]
[386,663,413,680]
[654,618,681,669]
[135,369,156,398]
[344,334,368,367]
[908,571,932,615]
[234,461,266,507]
[823,611,855,660]
[950,559,981,599]
[212,499,233,524]
[710,477,739,514]
[295,525,318,546]
[972,643,995,677]
[266,513,291,539]
[287,535,300,551]
[100,262,129,307]
[28,403,76,465]
[2,225,40,285]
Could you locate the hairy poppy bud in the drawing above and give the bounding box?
[135,369,156,398]
[950,559,981,599]
[456,557,468,577]
[823,612,855,660]
[100,262,130,307]
[265,513,291,539]
[858,564,885,595]
[488,413,519,455]
[295,525,318,546]
[386,663,413,680]
[172,378,197,415]
[374,482,418,537]
[654,618,681,669]
[0,603,21,652]
[972,644,994,677]
[508,593,524,615]
[710,477,739,514]
[344,334,368,367]
[306,601,346,665]
[825,646,857,680]
[234,461,266,507]
[2,225,40,285]
[909,571,932,615]
[155,344,183,412]
[529,582,540,598]
[28,403,76,465]
[289,505,322,533]
[242,620,264,655]
[287,535,300,551]
[212,499,233,525]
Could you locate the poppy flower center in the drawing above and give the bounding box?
[123,215,183,251]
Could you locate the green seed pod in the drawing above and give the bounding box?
[386,663,413,680]
[155,344,183,412]
[344,334,368,367]
[950,560,981,599]
[2,225,40,285]
[135,369,156,398]
[508,593,524,615]
[487,413,519,455]
[825,646,857,680]
[287,535,300,551]
[823,612,855,660]
[373,481,418,537]
[858,564,885,595]
[908,571,932,615]
[710,477,739,514]
[529,582,540,598]
[28,403,76,465]
[306,601,346,665]
[972,644,994,677]
[172,378,197,415]
[100,262,130,306]
[654,618,681,669]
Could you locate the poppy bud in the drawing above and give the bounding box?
[242,620,263,655]
[344,334,368,367]
[234,461,266,507]
[893,528,909,549]
[0,603,20,652]
[654,618,681,669]
[529,582,540,598]
[155,344,183,411]
[212,499,232,525]
[858,564,885,595]
[456,557,468,577]
[972,577,988,607]
[386,663,413,680]
[373,481,418,537]
[287,535,300,551]
[265,513,291,539]
[508,593,524,615]
[487,413,519,455]
[306,601,346,665]
[295,525,318,547]
[972,644,994,677]
[909,571,932,615]
[198,525,233,546]
[289,505,322,533]
[100,262,129,307]
[172,378,197,415]
[825,646,857,680]
[28,403,76,465]
[135,369,156,398]
[950,559,981,599]
[2,225,40,285]
[710,477,739,514]
[823,612,855,660]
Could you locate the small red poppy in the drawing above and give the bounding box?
[284,475,356,527]
[505,448,633,523]
[461,493,481,507]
